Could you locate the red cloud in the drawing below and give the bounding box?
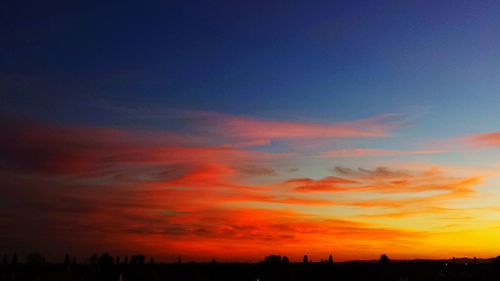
[0,118,287,177]
[0,115,490,262]
[288,176,356,192]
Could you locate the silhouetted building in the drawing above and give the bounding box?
[64,254,71,266]
[328,254,334,264]
[11,253,17,265]
[303,255,308,264]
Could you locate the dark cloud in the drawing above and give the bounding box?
[334,166,411,178]
[238,165,276,176]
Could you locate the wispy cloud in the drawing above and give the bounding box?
[320,148,447,158]
[469,131,500,147]
[178,110,405,142]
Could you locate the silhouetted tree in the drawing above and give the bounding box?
[474,256,477,265]
[11,253,17,265]
[328,254,334,264]
[64,254,71,266]
[137,254,145,264]
[26,253,42,265]
[493,256,500,265]
[282,256,289,264]
[303,255,308,264]
[89,254,98,265]
[379,254,390,264]
[131,254,145,265]
[98,252,114,266]
[265,255,282,264]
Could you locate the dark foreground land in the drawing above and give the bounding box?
[2,259,500,281]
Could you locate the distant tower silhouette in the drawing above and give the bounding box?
[473,256,477,265]
[452,257,456,265]
[64,254,71,266]
[177,255,182,264]
[328,254,334,264]
[72,257,76,265]
[303,255,308,264]
[11,253,17,265]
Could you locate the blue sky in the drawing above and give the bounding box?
[3,0,500,128]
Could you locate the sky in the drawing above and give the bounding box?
[2,0,500,262]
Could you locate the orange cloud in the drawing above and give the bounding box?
[0,115,496,262]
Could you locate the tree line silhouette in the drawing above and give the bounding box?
[2,251,500,281]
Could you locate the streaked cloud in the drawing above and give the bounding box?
[320,148,447,158]
[469,131,500,147]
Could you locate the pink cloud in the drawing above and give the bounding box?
[469,132,500,147]
[320,148,447,157]
[181,110,404,141]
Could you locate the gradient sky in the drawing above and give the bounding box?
[2,0,500,262]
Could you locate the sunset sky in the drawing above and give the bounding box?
[2,1,500,262]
